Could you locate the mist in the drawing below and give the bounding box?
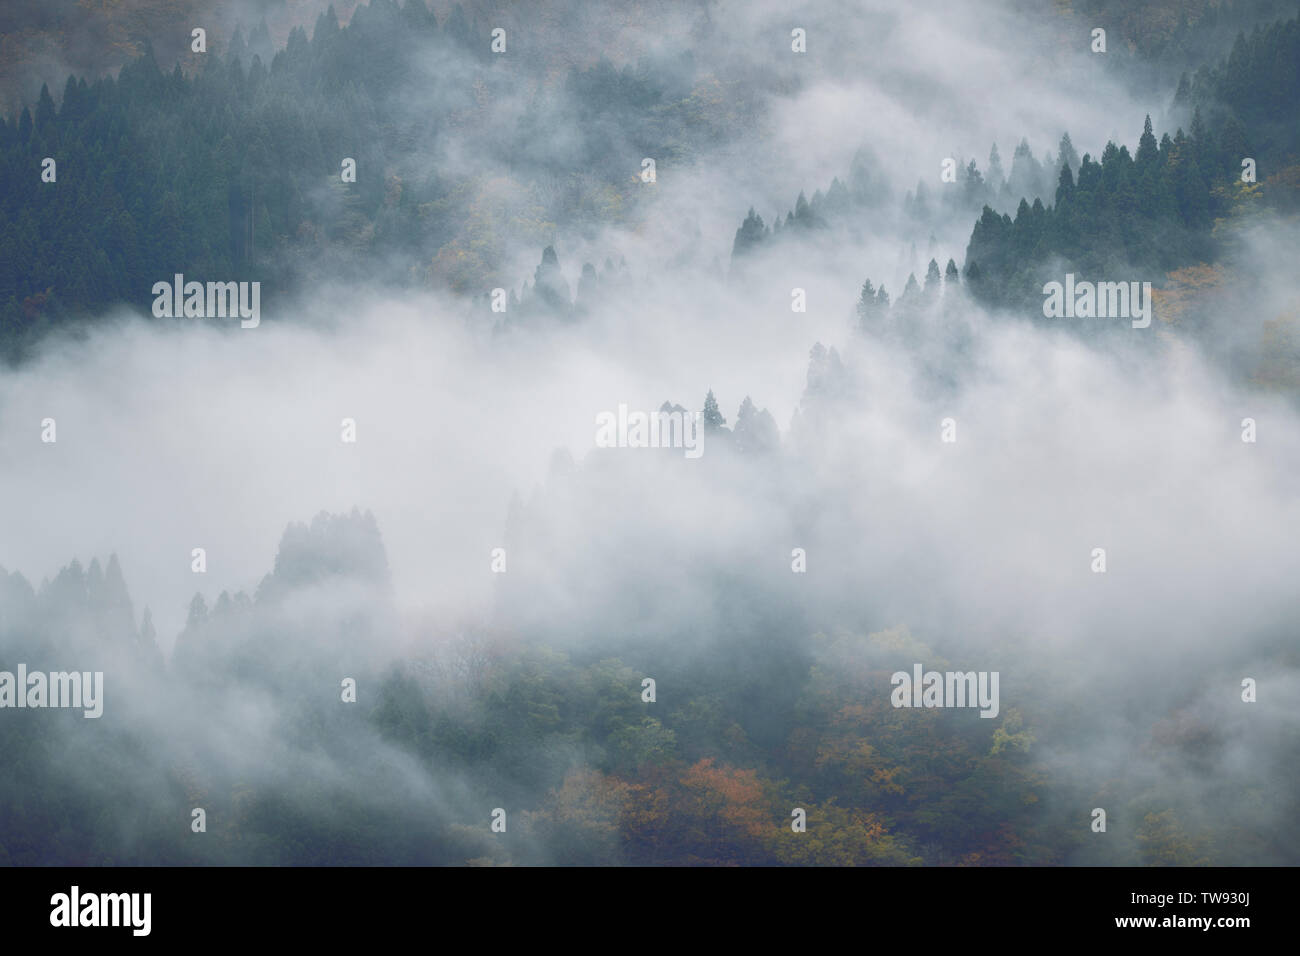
[2,0,1297,867]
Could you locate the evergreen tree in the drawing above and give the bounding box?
[962,159,984,207]
[923,258,942,302]
[987,142,1005,191]
[900,272,921,308]
[1057,132,1079,177]
[793,190,814,227]
[33,83,56,137]
[702,390,726,428]
[855,278,879,324]
[1136,115,1159,171]
[531,245,571,315]
[732,208,768,258]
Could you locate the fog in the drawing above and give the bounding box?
[1,0,1297,866]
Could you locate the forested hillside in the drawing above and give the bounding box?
[2,0,1298,871]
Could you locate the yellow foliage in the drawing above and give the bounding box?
[1152,263,1227,325]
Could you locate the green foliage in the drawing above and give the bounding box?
[0,0,752,360]
[963,13,1300,314]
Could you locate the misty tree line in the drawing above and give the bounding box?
[732,136,1063,264]
[853,257,964,327]
[7,322,1285,866]
[475,245,637,328]
[1,2,1297,868]
[2,1,1295,360]
[3,495,1257,865]
[954,15,1299,314]
[0,0,741,361]
[5,338,1287,865]
[732,13,1300,324]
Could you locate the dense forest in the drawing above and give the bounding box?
[964,19,1300,313]
[4,3,1299,360]
[0,1,754,358]
[729,13,1300,329]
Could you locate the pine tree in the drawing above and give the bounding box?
[1057,132,1079,177]
[923,258,942,301]
[987,143,1005,190]
[900,272,921,306]
[532,245,571,314]
[185,594,209,631]
[227,26,248,64]
[962,159,984,207]
[732,208,768,258]
[702,390,726,428]
[1136,115,1158,170]
[33,84,56,138]
[855,278,878,323]
[794,191,813,227]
